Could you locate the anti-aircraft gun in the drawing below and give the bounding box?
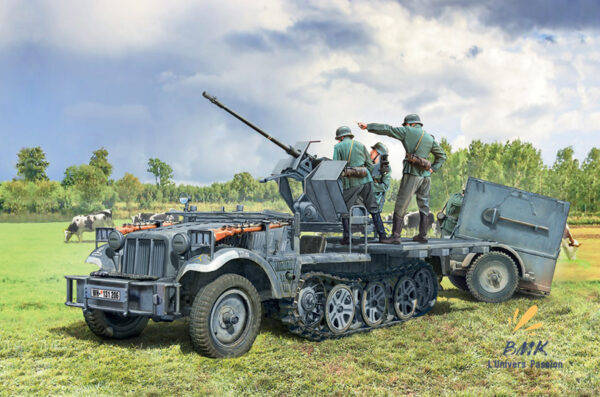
[203,92,349,229]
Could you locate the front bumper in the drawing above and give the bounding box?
[65,275,182,320]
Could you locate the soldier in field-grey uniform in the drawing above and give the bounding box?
[358,114,446,244]
[333,126,387,244]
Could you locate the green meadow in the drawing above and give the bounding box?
[0,222,599,396]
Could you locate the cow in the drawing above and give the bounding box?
[403,211,440,237]
[132,211,179,224]
[64,209,113,243]
[131,212,155,223]
[561,224,581,260]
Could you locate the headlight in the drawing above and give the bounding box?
[172,233,190,255]
[108,230,125,251]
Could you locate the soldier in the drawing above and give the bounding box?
[438,190,464,238]
[357,114,446,244]
[333,126,387,244]
[370,142,392,213]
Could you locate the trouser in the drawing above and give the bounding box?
[374,191,386,213]
[342,183,379,214]
[394,174,431,216]
[341,183,385,240]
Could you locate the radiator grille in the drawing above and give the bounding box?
[122,238,167,277]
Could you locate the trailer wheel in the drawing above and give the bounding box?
[466,252,518,302]
[84,310,148,339]
[448,275,469,292]
[189,274,262,358]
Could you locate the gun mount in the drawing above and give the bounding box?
[203,92,348,226]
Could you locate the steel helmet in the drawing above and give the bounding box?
[403,114,423,125]
[371,142,389,155]
[335,126,354,139]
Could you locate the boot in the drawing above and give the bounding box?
[381,213,403,244]
[412,212,430,243]
[340,217,350,245]
[370,212,387,243]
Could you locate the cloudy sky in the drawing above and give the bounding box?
[1,0,599,184]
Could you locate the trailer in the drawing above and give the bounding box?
[438,177,570,302]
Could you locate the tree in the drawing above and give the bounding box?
[61,165,79,187]
[581,148,600,213]
[500,140,544,192]
[71,164,107,209]
[116,173,143,212]
[147,158,173,188]
[548,147,582,210]
[89,147,112,178]
[230,172,260,201]
[16,147,49,181]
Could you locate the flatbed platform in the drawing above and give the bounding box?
[326,237,492,258]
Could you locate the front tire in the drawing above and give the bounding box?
[189,274,262,358]
[84,310,148,339]
[466,252,518,302]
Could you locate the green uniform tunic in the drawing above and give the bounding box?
[440,192,464,237]
[333,137,373,189]
[333,137,378,213]
[372,162,391,212]
[366,123,446,177]
[366,123,447,216]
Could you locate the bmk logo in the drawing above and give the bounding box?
[487,305,563,369]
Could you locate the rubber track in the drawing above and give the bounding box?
[281,262,437,341]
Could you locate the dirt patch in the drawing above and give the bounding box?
[572,234,600,239]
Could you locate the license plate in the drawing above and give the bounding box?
[90,288,121,301]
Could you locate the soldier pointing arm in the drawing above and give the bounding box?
[357,115,446,244]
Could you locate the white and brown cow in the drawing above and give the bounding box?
[64,209,113,242]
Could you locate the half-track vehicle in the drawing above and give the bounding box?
[65,93,568,357]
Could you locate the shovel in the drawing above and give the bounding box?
[482,208,549,232]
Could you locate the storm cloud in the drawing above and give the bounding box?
[398,0,600,34]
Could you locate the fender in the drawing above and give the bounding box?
[176,248,283,299]
[461,243,526,278]
[85,244,117,272]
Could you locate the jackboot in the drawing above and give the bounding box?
[412,212,430,243]
[340,217,350,245]
[370,212,387,243]
[381,213,403,244]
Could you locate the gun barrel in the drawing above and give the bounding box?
[203,91,301,158]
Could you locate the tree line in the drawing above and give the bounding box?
[0,141,598,216]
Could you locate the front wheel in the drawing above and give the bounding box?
[84,310,148,339]
[189,274,262,358]
[466,252,518,302]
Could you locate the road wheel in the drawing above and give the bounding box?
[413,266,437,315]
[325,284,355,334]
[84,310,148,339]
[466,252,518,302]
[189,274,262,358]
[393,276,417,320]
[361,282,387,326]
[448,275,469,291]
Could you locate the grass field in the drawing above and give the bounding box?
[0,223,599,396]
